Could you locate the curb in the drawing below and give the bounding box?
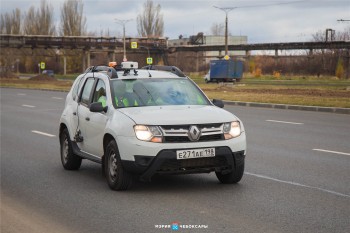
[223,101,350,115]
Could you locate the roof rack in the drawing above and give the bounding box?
[142,65,186,77]
[84,65,118,79]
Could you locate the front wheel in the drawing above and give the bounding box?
[216,162,244,184]
[104,140,133,191]
[60,128,82,170]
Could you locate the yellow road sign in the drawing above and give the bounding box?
[131,42,138,49]
[146,57,153,65]
[224,55,230,60]
[40,62,45,69]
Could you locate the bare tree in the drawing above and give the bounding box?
[137,0,164,37]
[312,27,350,42]
[23,0,55,35]
[60,0,87,36]
[0,8,21,34]
[210,22,225,36]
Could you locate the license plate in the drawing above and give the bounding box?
[176,148,215,160]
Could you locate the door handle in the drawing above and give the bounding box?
[73,112,76,115]
[85,117,90,121]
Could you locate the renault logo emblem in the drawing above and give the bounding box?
[188,126,201,141]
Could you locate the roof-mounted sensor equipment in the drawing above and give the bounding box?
[121,62,138,69]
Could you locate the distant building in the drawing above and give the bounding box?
[168,34,248,63]
[204,35,247,57]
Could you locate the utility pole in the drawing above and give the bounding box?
[115,19,133,62]
[213,6,236,56]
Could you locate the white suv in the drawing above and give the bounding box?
[59,62,247,190]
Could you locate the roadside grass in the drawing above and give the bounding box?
[204,90,350,108]
[0,79,72,91]
[17,73,79,80]
[189,72,350,86]
[188,73,350,108]
[1,73,350,108]
[55,74,80,80]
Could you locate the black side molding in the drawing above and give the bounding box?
[71,141,102,164]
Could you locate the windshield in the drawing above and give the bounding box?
[110,78,210,108]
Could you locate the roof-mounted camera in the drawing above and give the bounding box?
[121,62,138,76]
[121,62,138,69]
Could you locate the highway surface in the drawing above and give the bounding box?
[1,88,349,233]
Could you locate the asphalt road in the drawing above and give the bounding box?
[1,88,349,233]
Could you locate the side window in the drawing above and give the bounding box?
[72,76,83,101]
[92,80,107,107]
[80,78,95,105]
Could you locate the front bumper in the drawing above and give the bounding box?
[122,147,245,181]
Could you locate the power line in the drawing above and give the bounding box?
[231,0,307,9]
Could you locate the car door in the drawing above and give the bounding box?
[67,76,84,141]
[76,77,96,154]
[81,79,108,157]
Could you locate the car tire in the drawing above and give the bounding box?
[60,128,82,170]
[216,162,244,184]
[104,140,133,191]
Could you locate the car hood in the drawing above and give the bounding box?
[118,105,237,125]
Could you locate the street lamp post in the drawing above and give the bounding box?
[213,6,236,56]
[115,19,133,62]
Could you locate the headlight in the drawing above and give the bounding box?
[223,121,241,139]
[134,125,163,143]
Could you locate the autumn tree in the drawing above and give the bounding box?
[137,0,164,37]
[60,0,87,36]
[336,58,344,79]
[23,0,55,35]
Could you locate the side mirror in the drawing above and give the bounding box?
[90,102,108,113]
[212,99,224,108]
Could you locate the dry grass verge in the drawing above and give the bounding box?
[1,77,350,108]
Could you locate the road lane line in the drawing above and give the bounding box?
[266,120,304,125]
[313,149,350,156]
[52,97,63,100]
[22,104,35,108]
[245,172,350,198]
[17,93,26,96]
[31,130,56,137]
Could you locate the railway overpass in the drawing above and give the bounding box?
[1,34,349,74]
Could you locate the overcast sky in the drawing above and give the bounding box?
[0,0,349,43]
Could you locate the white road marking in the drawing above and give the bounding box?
[31,130,56,137]
[313,149,350,156]
[245,172,350,198]
[17,93,26,96]
[52,97,63,100]
[266,120,304,125]
[22,104,35,108]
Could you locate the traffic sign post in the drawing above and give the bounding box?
[131,42,138,49]
[146,57,153,65]
[40,62,45,70]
